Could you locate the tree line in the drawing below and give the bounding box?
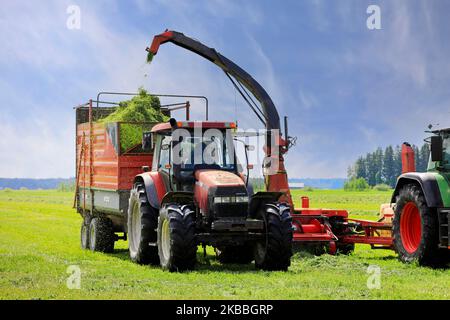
[347,143,430,188]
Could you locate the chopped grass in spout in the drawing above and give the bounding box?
[146,51,154,64]
[99,88,169,153]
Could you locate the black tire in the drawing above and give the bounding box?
[293,243,327,256]
[80,218,90,250]
[393,184,442,266]
[215,244,254,264]
[89,217,115,253]
[157,204,197,272]
[254,202,293,271]
[128,183,159,265]
[336,243,355,255]
[327,216,355,255]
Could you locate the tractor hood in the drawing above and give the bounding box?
[194,169,249,219]
[195,169,245,188]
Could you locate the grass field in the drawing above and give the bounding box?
[0,189,448,300]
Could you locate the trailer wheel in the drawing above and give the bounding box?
[215,245,254,264]
[89,217,115,253]
[128,183,159,265]
[80,218,90,250]
[254,202,293,271]
[157,204,197,272]
[393,184,441,266]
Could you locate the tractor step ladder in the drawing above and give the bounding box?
[73,132,86,209]
[437,209,449,248]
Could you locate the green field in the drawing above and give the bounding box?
[0,189,448,300]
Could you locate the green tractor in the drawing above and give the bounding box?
[391,128,450,266]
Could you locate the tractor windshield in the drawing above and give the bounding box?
[443,132,450,168]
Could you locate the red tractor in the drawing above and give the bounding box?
[128,119,292,271]
[75,31,294,271]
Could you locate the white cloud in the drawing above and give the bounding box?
[0,1,269,178]
[244,31,288,116]
[0,114,73,178]
[1,0,449,180]
[298,89,319,110]
[204,0,264,25]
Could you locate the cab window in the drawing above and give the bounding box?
[158,135,172,172]
[443,133,450,167]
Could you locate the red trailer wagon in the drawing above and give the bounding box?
[74,94,196,252]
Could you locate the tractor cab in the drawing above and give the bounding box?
[429,128,450,172]
[148,120,244,192]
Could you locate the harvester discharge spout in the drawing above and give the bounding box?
[147,29,294,206]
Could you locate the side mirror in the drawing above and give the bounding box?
[431,135,443,162]
[142,132,153,151]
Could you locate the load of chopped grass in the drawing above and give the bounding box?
[99,88,169,153]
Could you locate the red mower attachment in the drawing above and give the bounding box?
[291,197,394,255]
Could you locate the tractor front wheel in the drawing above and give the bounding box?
[393,184,440,266]
[128,183,159,265]
[254,202,293,271]
[157,204,197,272]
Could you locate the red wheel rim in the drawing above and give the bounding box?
[400,202,422,253]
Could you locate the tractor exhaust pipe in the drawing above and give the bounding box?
[401,142,416,173]
[169,118,178,129]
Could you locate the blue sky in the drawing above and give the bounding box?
[1,0,449,178]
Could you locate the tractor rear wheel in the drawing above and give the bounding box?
[89,217,115,253]
[254,202,293,271]
[80,218,90,249]
[215,244,254,264]
[157,204,197,272]
[128,183,159,265]
[393,184,441,266]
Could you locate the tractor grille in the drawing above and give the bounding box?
[213,203,248,219]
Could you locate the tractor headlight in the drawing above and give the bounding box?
[222,196,232,203]
[214,196,248,204]
[236,196,249,203]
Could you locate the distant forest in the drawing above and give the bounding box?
[347,143,430,187]
[0,178,74,190]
